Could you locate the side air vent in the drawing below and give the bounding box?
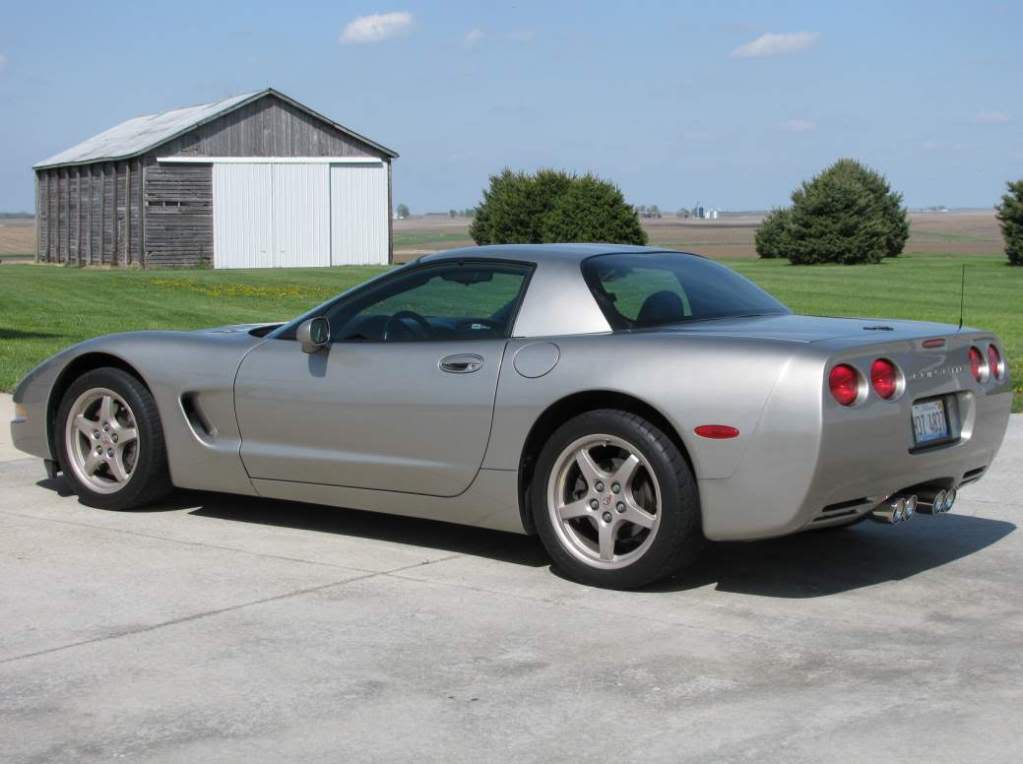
[181,393,217,440]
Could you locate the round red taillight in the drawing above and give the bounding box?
[987,345,1003,380]
[829,364,860,406]
[870,358,898,399]
[968,346,987,383]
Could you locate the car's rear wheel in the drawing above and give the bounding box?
[56,368,172,510]
[531,409,703,588]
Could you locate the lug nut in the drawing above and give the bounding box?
[616,501,626,513]
[595,481,605,492]
[602,512,613,522]
[106,449,114,457]
[589,499,599,510]
[93,431,100,439]
[611,483,621,494]
[111,434,118,443]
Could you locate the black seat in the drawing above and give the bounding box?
[635,290,685,326]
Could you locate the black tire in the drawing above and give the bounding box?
[55,367,173,510]
[530,409,704,589]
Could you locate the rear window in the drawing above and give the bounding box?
[581,252,789,330]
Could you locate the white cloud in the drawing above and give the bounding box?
[464,28,484,47]
[339,11,413,44]
[781,119,816,133]
[975,110,1010,124]
[730,31,819,59]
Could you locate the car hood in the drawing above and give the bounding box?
[653,313,965,344]
[194,322,284,336]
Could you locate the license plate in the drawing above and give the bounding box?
[912,399,949,445]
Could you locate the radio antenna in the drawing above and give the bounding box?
[957,264,966,332]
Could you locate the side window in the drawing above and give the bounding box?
[325,263,531,342]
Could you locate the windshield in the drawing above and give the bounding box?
[581,252,789,330]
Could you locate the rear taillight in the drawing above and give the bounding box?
[968,346,987,383]
[829,364,860,406]
[870,358,898,399]
[987,344,1004,380]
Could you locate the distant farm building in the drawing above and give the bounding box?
[691,203,719,220]
[34,89,398,269]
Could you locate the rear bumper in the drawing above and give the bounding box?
[699,383,1012,542]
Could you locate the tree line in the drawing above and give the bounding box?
[443,162,1023,266]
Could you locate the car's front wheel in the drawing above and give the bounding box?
[531,409,703,588]
[56,367,172,510]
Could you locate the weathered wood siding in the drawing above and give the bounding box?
[143,161,213,267]
[35,92,393,268]
[35,160,144,266]
[157,94,380,159]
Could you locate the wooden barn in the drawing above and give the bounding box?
[33,89,398,269]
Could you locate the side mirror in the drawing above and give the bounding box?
[297,317,330,354]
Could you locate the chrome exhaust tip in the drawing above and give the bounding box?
[871,496,909,524]
[917,487,958,514]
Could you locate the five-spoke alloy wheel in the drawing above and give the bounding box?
[547,434,662,569]
[532,409,703,589]
[64,388,140,494]
[56,367,172,510]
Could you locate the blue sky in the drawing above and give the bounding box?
[0,0,1020,212]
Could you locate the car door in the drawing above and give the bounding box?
[234,260,532,497]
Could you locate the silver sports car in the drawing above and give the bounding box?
[10,245,1013,587]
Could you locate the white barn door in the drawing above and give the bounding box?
[213,164,273,269]
[272,164,330,268]
[330,163,388,265]
[211,159,385,269]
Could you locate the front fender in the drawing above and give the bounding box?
[10,330,262,496]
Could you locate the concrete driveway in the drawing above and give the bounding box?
[2,392,1021,763]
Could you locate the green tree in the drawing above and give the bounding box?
[754,208,791,259]
[784,161,889,265]
[830,158,909,257]
[469,169,571,244]
[470,169,645,245]
[541,174,647,245]
[996,179,1023,266]
[396,203,410,218]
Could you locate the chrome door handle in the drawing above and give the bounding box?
[439,353,484,374]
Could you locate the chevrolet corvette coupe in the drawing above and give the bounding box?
[10,245,1013,587]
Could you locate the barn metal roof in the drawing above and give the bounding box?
[34,88,398,169]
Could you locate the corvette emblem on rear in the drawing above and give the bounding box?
[908,365,964,381]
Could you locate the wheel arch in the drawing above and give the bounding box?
[517,390,696,534]
[47,352,153,465]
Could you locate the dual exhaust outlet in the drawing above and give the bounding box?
[870,488,957,524]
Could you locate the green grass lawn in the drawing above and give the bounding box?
[1,253,1020,410]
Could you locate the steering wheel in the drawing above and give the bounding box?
[383,310,432,341]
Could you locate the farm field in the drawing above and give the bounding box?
[1,251,1019,410]
[394,210,1005,260]
[0,217,35,258]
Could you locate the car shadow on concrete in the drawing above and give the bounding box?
[184,491,551,568]
[38,477,1016,595]
[655,514,1017,597]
